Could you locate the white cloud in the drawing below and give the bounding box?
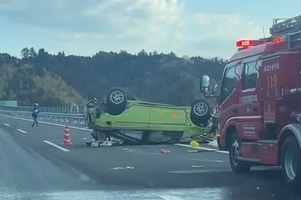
[0,0,264,58]
[195,14,262,39]
[192,14,263,57]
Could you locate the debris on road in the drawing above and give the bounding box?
[208,138,218,148]
[86,137,123,147]
[111,166,137,170]
[190,140,200,147]
[99,141,114,146]
[188,149,203,153]
[160,149,170,154]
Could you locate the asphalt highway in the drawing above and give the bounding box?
[1,115,301,200]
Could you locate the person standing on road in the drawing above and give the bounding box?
[31,102,39,127]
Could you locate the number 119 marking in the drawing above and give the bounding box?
[267,74,277,89]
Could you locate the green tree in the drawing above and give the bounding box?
[21,48,30,59]
[0,48,226,106]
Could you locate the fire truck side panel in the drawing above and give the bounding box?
[239,49,301,165]
[257,140,278,164]
[260,52,301,126]
[241,142,258,159]
[260,56,280,124]
[279,52,301,89]
[277,52,301,125]
[236,118,262,140]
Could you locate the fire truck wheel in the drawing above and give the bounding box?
[281,136,301,186]
[106,88,127,115]
[229,134,251,173]
[190,100,211,126]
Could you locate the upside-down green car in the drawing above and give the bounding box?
[86,88,216,145]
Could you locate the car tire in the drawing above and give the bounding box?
[190,99,211,126]
[229,133,251,173]
[281,136,301,188]
[106,88,127,115]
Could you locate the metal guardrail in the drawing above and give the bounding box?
[0,107,88,128]
[0,105,86,114]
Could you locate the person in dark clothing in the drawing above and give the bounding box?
[31,102,39,127]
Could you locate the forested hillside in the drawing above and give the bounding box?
[0,47,226,106]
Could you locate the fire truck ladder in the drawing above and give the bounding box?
[270,14,301,48]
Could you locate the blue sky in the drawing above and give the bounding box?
[1,0,301,59]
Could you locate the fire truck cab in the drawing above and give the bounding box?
[200,14,301,186]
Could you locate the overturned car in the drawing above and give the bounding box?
[85,88,217,146]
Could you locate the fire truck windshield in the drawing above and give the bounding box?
[243,61,258,89]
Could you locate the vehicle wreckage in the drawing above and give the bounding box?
[85,88,218,146]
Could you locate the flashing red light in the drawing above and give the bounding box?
[236,40,263,48]
[273,37,282,44]
[236,40,252,47]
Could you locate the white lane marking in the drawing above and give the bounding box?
[4,123,10,126]
[182,157,226,163]
[167,169,207,174]
[217,151,228,154]
[191,165,204,168]
[16,129,27,133]
[174,143,228,154]
[1,115,91,132]
[158,194,184,200]
[167,168,230,174]
[122,148,133,152]
[43,140,70,152]
[202,159,225,162]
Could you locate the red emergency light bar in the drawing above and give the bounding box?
[236,40,264,48]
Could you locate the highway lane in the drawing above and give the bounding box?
[0,124,102,199]
[1,116,301,200]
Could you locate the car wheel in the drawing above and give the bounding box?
[190,100,211,126]
[106,88,127,115]
[106,88,127,106]
[281,136,301,187]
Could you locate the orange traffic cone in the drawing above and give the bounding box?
[61,125,72,146]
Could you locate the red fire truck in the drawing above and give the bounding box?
[200,14,301,186]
